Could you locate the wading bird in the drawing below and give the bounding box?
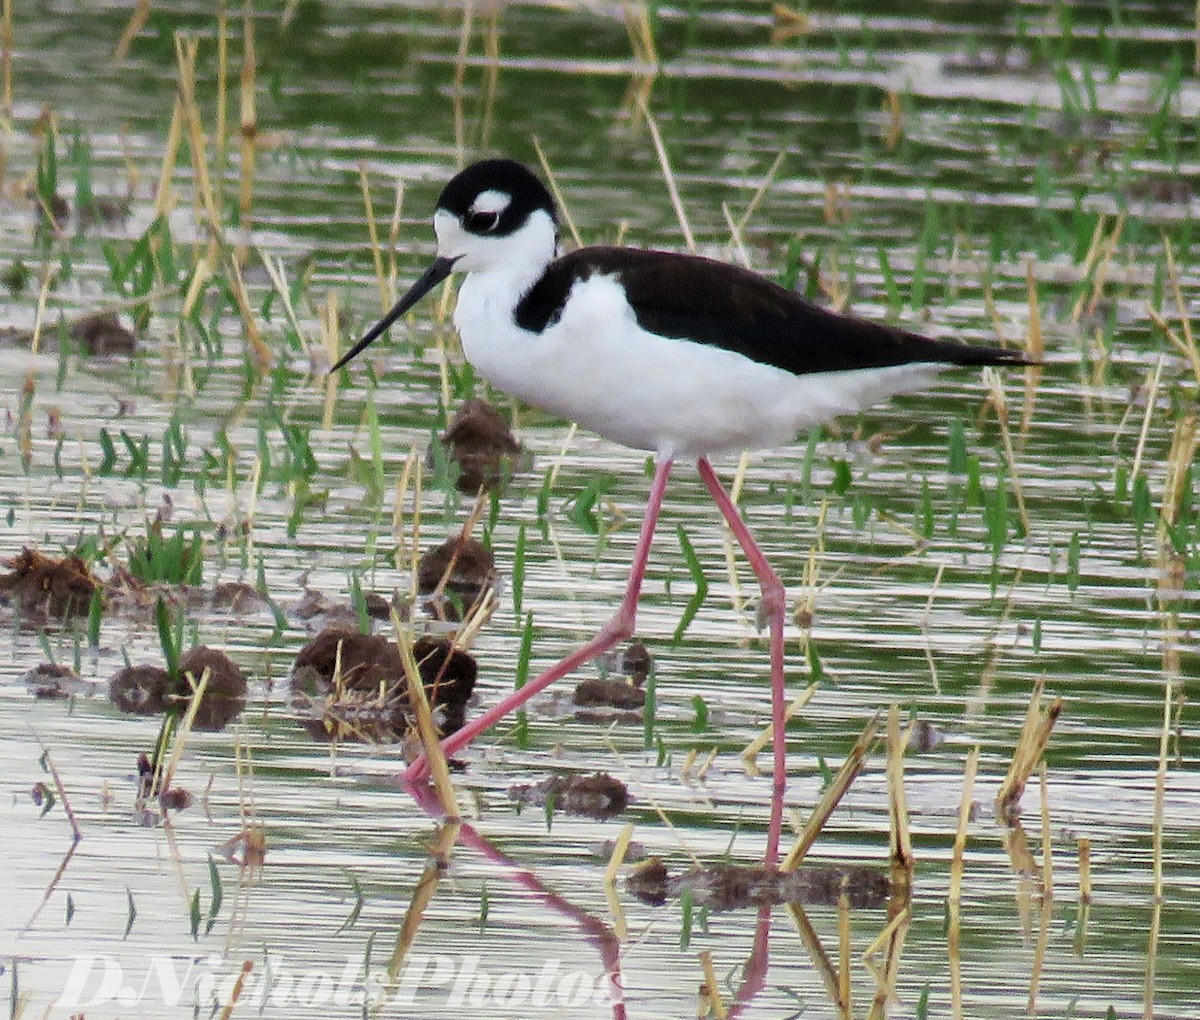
[333,158,1032,864]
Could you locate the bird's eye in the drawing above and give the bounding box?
[465,210,501,234]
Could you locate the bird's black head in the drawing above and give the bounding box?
[330,158,558,373]
[436,158,558,238]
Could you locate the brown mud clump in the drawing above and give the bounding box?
[23,662,89,699]
[626,860,891,911]
[209,581,268,614]
[177,646,247,730]
[417,536,496,621]
[109,664,171,716]
[69,312,137,356]
[290,626,476,742]
[0,547,99,620]
[573,640,652,717]
[508,772,630,820]
[436,398,523,493]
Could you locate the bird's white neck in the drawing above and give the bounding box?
[448,208,557,334]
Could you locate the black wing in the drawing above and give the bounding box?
[515,246,1033,376]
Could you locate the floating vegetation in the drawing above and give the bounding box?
[435,398,525,493]
[108,664,170,716]
[175,646,247,732]
[626,859,891,912]
[63,311,137,356]
[416,534,496,622]
[508,772,630,820]
[0,311,136,355]
[22,662,89,700]
[572,640,652,715]
[108,647,246,731]
[290,626,476,742]
[0,547,99,620]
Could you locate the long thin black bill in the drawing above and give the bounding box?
[330,255,458,372]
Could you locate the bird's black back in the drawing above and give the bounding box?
[515,246,1033,376]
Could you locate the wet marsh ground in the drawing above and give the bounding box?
[1,2,1198,1017]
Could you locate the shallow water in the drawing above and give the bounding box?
[1,3,1198,1018]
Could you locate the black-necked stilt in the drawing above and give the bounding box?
[333,158,1034,864]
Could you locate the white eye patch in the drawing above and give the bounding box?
[469,189,512,216]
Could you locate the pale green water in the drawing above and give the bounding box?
[1,3,1198,1018]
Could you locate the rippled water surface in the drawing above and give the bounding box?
[2,3,1198,1018]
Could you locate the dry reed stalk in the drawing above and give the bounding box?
[478,10,500,151]
[1147,306,1200,386]
[1039,761,1053,897]
[622,2,658,67]
[1081,213,1125,321]
[320,291,339,430]
[18,266,52,462]
[737,150,788,234]
[114,0,151,61]
[215,5,228,223]
[29,733,82,842]
[1027,872,1052,1015]
[1144,678,1173,1018]
[740,680,819,777]
[385,815,461,994]
[920,563,946,693]
[1157,413,1198,548]
[1027,761,1054,1013]
[174,35,218,230]
[887,707,913,872]
[1020,259,1045,436]
[428,495,489,607]
[699,950,727,1020]
[949,747,980,1020]
[1131,358,1164,483]
[259,254,305,346]
[224,248,272,369]
[1078,837,1091,904]
[603,822,634,941]
[154,98,184,217]
[770,4,812,44]
[636,93,695,252]
[359,163,389,313]
[1003,821,1036,941]
[452,0,475,165]
[158,668,210,795]
[533,139,583,249]
[881,89,902,150]
[837,892,852,1017]
[782,712,881,871]
[391,449,418,572]
[983,366,1030,534]
[1163,234,1197,375]
[995,677,1062,826]
[788,904,847,1015]
[394,612,458,819]
[238,0,258,230]
[216,960,254,1020]
[1,0,11,117]
[863,901,911,1020]
[408,455,424,602]
[387,180,405,304]
[722,202,752,269]
[1070,213,1114,323]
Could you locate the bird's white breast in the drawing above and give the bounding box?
[453,268,946,459]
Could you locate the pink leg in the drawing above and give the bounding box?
[405,457,674,781]
[697,458,788,868]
